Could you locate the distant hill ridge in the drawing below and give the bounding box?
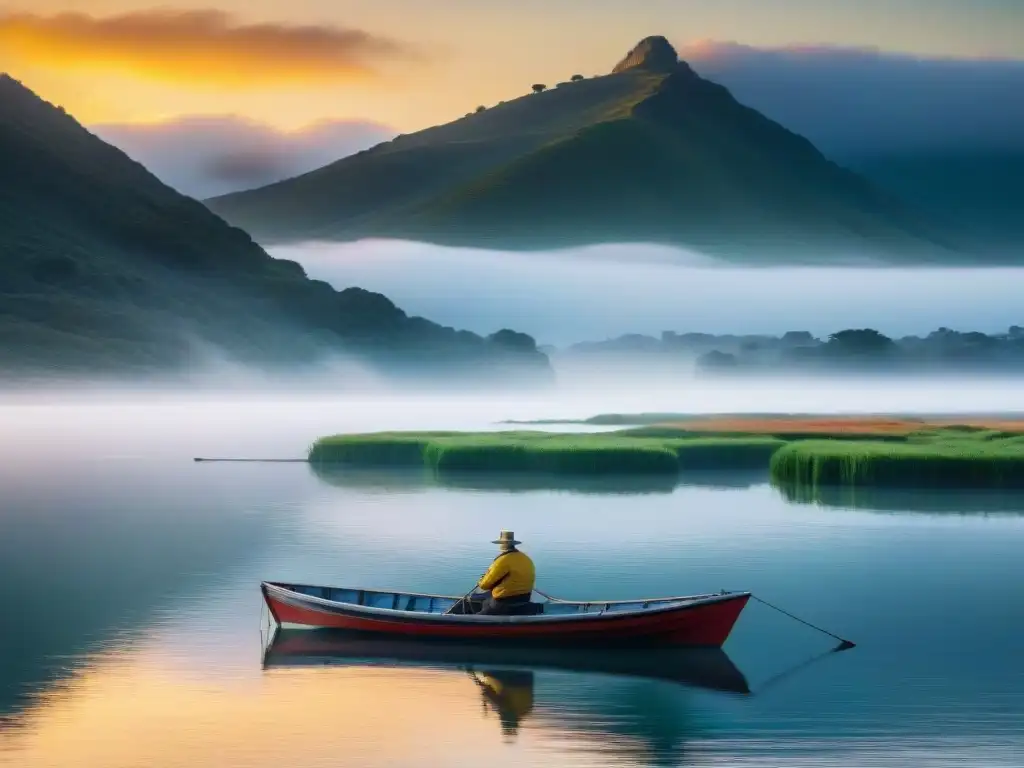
[0,74,551,382]
[207,36,961,264]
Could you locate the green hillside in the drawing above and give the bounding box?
[850,151,1024,259]
[207,36,960,263]
[0,74,551,382]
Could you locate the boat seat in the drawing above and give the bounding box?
[503,601,544,616]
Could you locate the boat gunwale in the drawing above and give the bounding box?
[263,580,744,605]
[262,581,751,625]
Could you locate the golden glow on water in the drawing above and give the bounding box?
[0,643,642,768]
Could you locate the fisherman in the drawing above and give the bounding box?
[470,530,536,615]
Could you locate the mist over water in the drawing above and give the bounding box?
[271,239,1024,347]
[7,238,1024,402]
[3,378,1023,447]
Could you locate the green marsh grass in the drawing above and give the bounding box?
[309,425,1024,488]
[770,434,1024,490]
[618,425,907,443]
[669,437,785,468]
[306,431,463,466]
[308,431,785,476]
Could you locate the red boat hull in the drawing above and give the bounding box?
[262,583,749,648]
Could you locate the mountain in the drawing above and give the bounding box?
[680,44,1024,260]
[0,74,550,384]
[206,36,959,264]
[844,151,1024,258]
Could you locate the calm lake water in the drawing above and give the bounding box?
[1,391,1023,767]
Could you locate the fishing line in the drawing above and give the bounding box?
[748,594,856,651]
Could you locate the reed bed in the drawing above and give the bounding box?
[309,425,1024,487]
[619,425,906,443]
[308,432,445,466]
[308,431,784,476]
[669,437,786,468]
[769,438,1024,489]
[554,413,1024,435]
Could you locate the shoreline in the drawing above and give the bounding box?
[501,411,1024,427]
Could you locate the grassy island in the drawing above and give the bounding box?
[308,415,1024,491]
[308,430,784,475]
[769,432,1024,490]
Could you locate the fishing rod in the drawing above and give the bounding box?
[194,457,308,462]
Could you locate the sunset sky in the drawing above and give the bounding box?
[2,0,1023,132]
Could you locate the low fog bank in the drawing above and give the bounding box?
[272,240,1024,347]
[3,373,1022,467]
[0,345,540,399]
[3,376,1022,422]
[537,368,1024,416]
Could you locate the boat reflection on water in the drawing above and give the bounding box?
[261,628,750,695]
[262,628,751,763]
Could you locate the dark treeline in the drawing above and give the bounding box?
[555,326,1024,375]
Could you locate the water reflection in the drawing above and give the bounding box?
[261,628,751,694]
[0,645,552,767]
[774,482,1024,515]
[0,630,748,767]
[468,669,534,737]
[309,465,769,495]
[259,627,749,764]
[0,458,293,717]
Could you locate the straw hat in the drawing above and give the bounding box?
[492,530,522,546]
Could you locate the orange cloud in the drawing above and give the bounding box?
[0,10,419,87]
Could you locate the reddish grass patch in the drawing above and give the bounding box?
[657,416,1024,435]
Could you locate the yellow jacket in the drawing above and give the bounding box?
[478,549,535,599]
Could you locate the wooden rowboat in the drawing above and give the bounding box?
[260,581,751,648]
[261,627,751,694]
